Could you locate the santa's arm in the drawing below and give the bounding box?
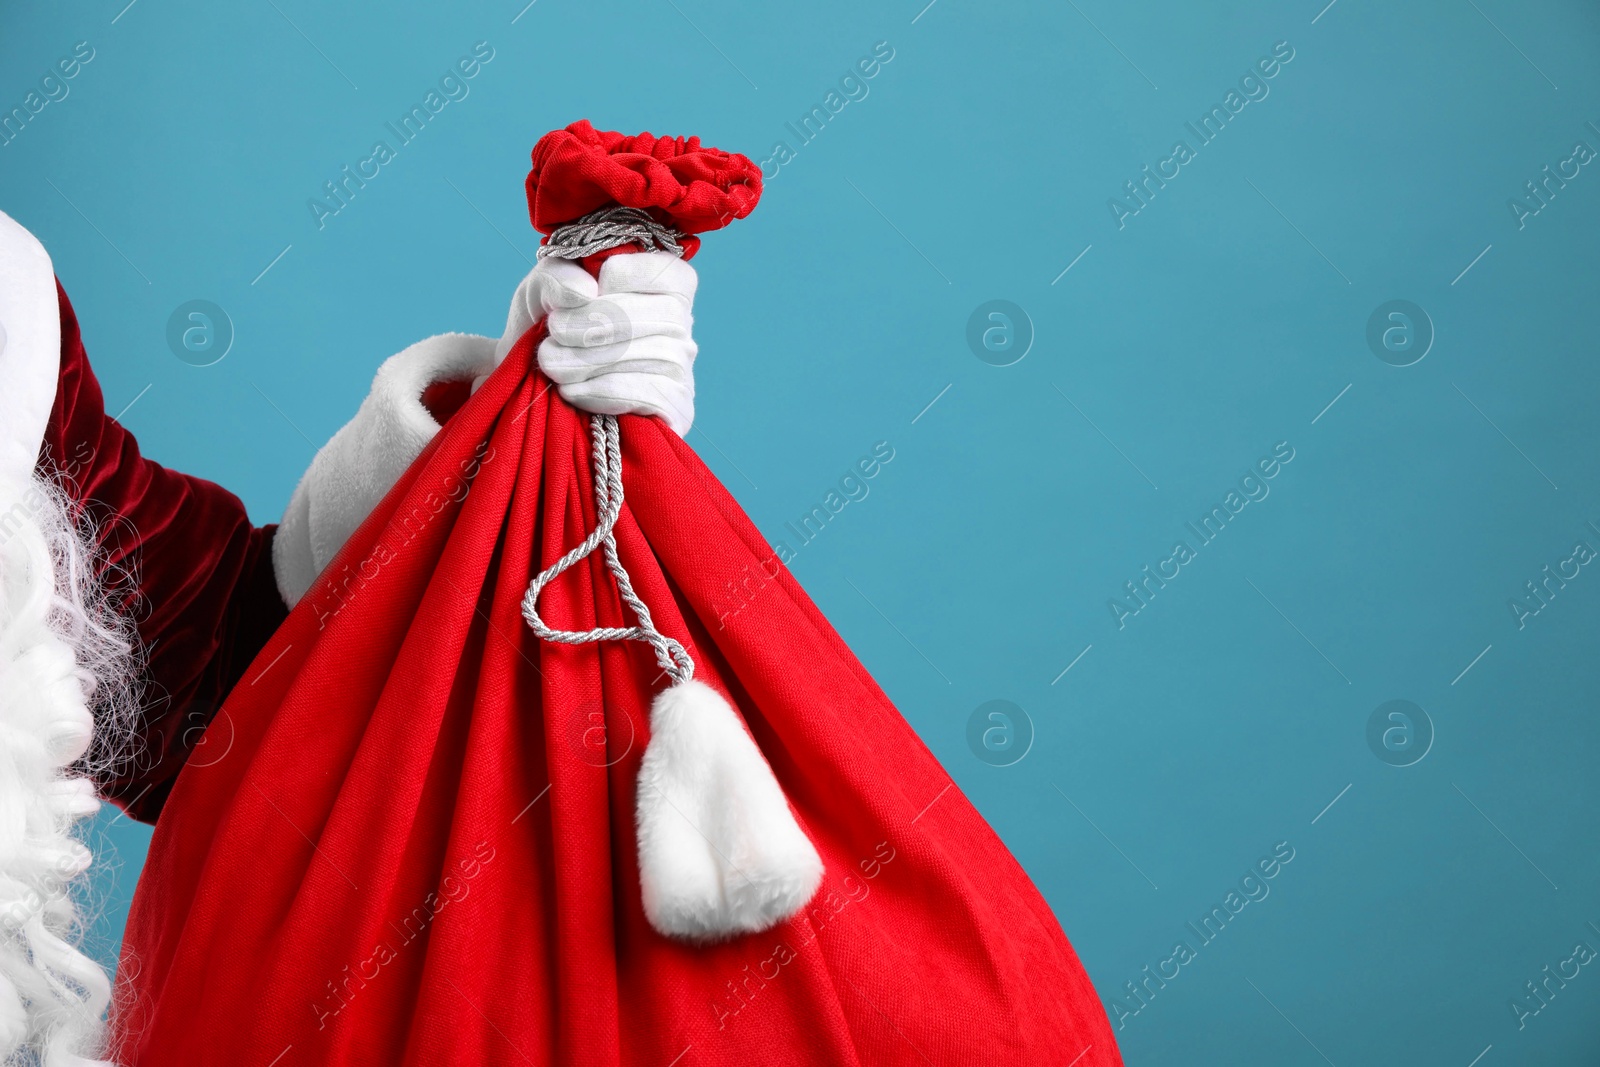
[43,283,286,822]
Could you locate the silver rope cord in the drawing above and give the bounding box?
[520,212,695,684]
[537,205,684,261]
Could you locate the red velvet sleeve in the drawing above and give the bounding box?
[42,281,287,823]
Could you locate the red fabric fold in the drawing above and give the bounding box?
[526,119,762,262]
[114,327,1121,1065]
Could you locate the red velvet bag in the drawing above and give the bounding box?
[114,122,1122,1066]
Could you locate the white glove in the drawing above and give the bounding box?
[495,251,698,435]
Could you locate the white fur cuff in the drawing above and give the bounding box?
[273,333,496,606]
[0,210,60,496]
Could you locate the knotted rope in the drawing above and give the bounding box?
[536,205,685,261]
[519,212,695,684]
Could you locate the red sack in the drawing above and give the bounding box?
[115,123,1122,1066]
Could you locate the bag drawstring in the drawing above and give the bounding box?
[519,411,693,684]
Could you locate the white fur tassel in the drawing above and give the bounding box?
[635,679,822,942]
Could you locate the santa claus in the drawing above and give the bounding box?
[0,122,1122,1066]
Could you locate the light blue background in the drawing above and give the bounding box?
[4,0,1600,1062]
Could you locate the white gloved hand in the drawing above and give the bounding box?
[495,251,698,435]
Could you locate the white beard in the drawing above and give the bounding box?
[0,469,139,1066]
